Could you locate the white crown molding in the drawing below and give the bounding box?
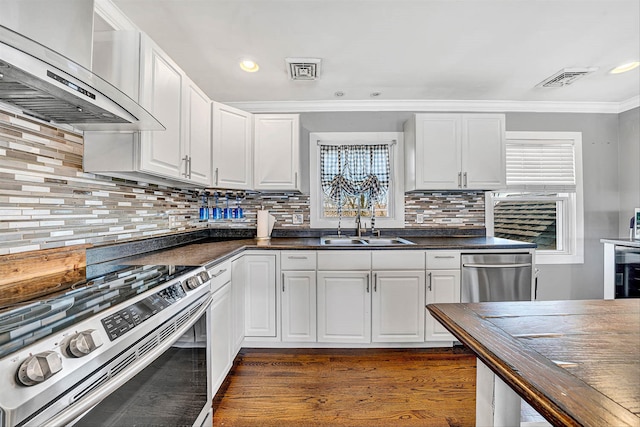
[619,95,640,113]
[226,98,638,114]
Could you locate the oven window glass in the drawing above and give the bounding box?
[74,317,208,426]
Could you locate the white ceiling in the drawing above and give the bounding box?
[112,0,640,112]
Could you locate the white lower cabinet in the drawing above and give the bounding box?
[231,257,245,354]
[210,282,232,394]
[425,269,461,341]
[317,271,371,343]
[243,254,277,337]
[281,271,316,342]
[372,271,426,342]
[425,251,461,342]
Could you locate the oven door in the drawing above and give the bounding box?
[34,295,213,427]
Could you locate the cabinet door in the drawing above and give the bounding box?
[231,257,245,353]
[254,114,300,191]
[212,102,253,189]
[317,271,370,343]
[462,114,505,189]
[139,34,184,179]
[415,114,461,189]
[372,271,426,342]
[281,271,316,342]
[425,269,461,341]
[244,255,277,337]
[210,283,232,394]
[184,79,212,185]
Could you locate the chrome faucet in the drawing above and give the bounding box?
[355,210,362,237]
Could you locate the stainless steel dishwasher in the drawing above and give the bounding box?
[461,253,533,302]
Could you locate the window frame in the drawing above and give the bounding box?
[486,131,584,264]
[309,132,405,229]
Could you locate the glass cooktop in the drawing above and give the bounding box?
[0,264,198,359]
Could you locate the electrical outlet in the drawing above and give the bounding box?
[292,214,304,224]
[168,215,177,228]
[416,213,424,224]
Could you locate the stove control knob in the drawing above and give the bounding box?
[198,271,211,283]
[68,329,103,358]
[17,351,63,386]
[185,275,202,290]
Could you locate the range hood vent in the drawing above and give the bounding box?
[537,67,597,88]
[286,58,321,80]
[0,25,163,131]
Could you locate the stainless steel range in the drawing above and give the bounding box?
[0,263,213,427]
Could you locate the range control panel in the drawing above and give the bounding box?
[101,282,187,341]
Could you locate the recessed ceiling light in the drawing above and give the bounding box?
[334,91,345,97]
[610,61,640,74]
[240,60,259,73]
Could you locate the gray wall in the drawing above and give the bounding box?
[299,110,627,301]
[617,107,640,237]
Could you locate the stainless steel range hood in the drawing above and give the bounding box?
[0,24,164,131]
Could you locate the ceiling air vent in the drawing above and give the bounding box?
[285,58,321,80]
[537,67,597,88]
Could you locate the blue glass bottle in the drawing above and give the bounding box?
[199,193,209,221]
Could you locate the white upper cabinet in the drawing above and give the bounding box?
[212,102,253,190]
[184,79,212,185]
[404,113,505,190]
[85,30,212,187]
[138,34,185,180]
[253,114,300,191]
[461,114,506,189]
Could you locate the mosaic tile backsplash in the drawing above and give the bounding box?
[0,108,484,255]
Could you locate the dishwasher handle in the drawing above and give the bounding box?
[463,263,532,269]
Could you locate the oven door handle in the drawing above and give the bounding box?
[40,295,214,427]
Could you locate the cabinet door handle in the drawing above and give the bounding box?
[215,167,219,185]
[428,272,432,291]
[282,273,285,292]
[211,268,227,278]
[463,172,467,187]
[374,273,377,292]
[366,274,370,293]
[188,156,192,178]
[457,172,462,188]
[182,156,189,177]
[434,255,455,259]
[287,256,307,260]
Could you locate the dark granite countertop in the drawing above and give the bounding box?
[600,238,640,248]
[120,236,535,267]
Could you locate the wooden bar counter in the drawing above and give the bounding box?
[427,299,640,427]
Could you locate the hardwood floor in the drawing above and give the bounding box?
[213,347,476,427]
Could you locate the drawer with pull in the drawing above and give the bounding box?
[281,251,317,270]
[206,260,231,293]
[426,251,461,269]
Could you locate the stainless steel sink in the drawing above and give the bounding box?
[320,236,414,246]
[320,236,366,245]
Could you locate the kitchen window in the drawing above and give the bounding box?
[487,131,584,264]
[310,132,405,229]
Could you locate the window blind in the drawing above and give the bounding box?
[506,139,576,190]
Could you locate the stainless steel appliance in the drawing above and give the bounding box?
[0,24,162,131]
[461,253,533,302]
[0,264,213,427]
[614,245,640,298]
